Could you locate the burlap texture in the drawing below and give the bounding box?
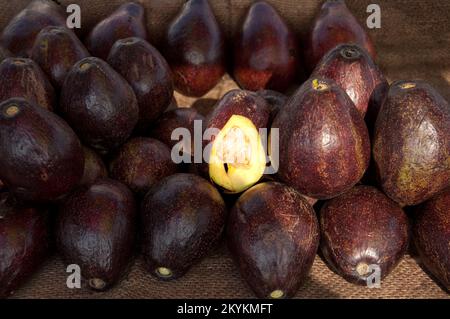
[1,0,450,298]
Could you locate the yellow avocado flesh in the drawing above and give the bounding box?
[209,115,266,193]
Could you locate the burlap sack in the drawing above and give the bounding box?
[2,0,449,298]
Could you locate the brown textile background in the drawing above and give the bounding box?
[1,0,450,298]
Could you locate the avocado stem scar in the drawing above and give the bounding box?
[399,82,416,89]
[89,278,106,290]
[156,267,173,278]
[269,290,284,299]
[4,105,20,117]
[356,262,370,276]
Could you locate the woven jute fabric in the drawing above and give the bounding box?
[2,0,450,298]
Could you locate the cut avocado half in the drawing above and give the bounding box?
[209,115,266,193]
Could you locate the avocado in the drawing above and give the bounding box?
[272,78,370,199]
[163,0,226,97]
[56,178,136,291]
[205,90,270,193]
[414,188,450,291]
[0,0,67,57]
[79,146,108,186]
[227,182,319,298]
[60,57,139,154]
[141,173,226,280]
[373,80,450,206]
[0,98,84,202]
[0,57,55,111]
[107,37,174,132]
[85,2,148,60]
[320,185,409,285]
[0,192,50,298]
[305,0,376,72]
[149,108,205,155]
[312,44,387,117]
[233,1,300,92]
[31,26,89,89]
[109,137,178,196]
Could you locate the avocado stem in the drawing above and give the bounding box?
[79,62,91,71]
[340,47,361,59]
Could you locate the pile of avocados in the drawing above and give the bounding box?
[0,0,449,299]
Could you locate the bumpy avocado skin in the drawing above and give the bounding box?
[0,0,67,57]
[31,26,89,89]
[85,2,148,60]
[60,57,139,154]
[272,77,370,199]
[305,0,376,72]
[320,186,409,285]
[56,178,136,291]
[0,193,50,298]
[163,0,226,97]
[414,188,450,292]
[141,173,227,280]
[108,37,173,132]
[233,1,300,92]
[373,80,450,206]
[227,182,319,298]
[0,98,84,202]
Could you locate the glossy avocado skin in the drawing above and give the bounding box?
[60,57,139,155]
[320,186,409,285]
[305,0,376,72]
[79,146,108,186]
[312,44,387,117]
[0,0,67,57]
[227,182,319,298]
[373,80,450,206]
[0,193,50,298]
[164,0,226,97]
[31,26,89,89]
[109,137,178,196]
[107,37,174,132]
[414,188,450,291]
[272,77,370,200]
[0,98,84,202]
[141,173,227,280]
[234,1,300,92]
[85,2,148,60]
[0,57,55,111]
[56,178,136,291]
